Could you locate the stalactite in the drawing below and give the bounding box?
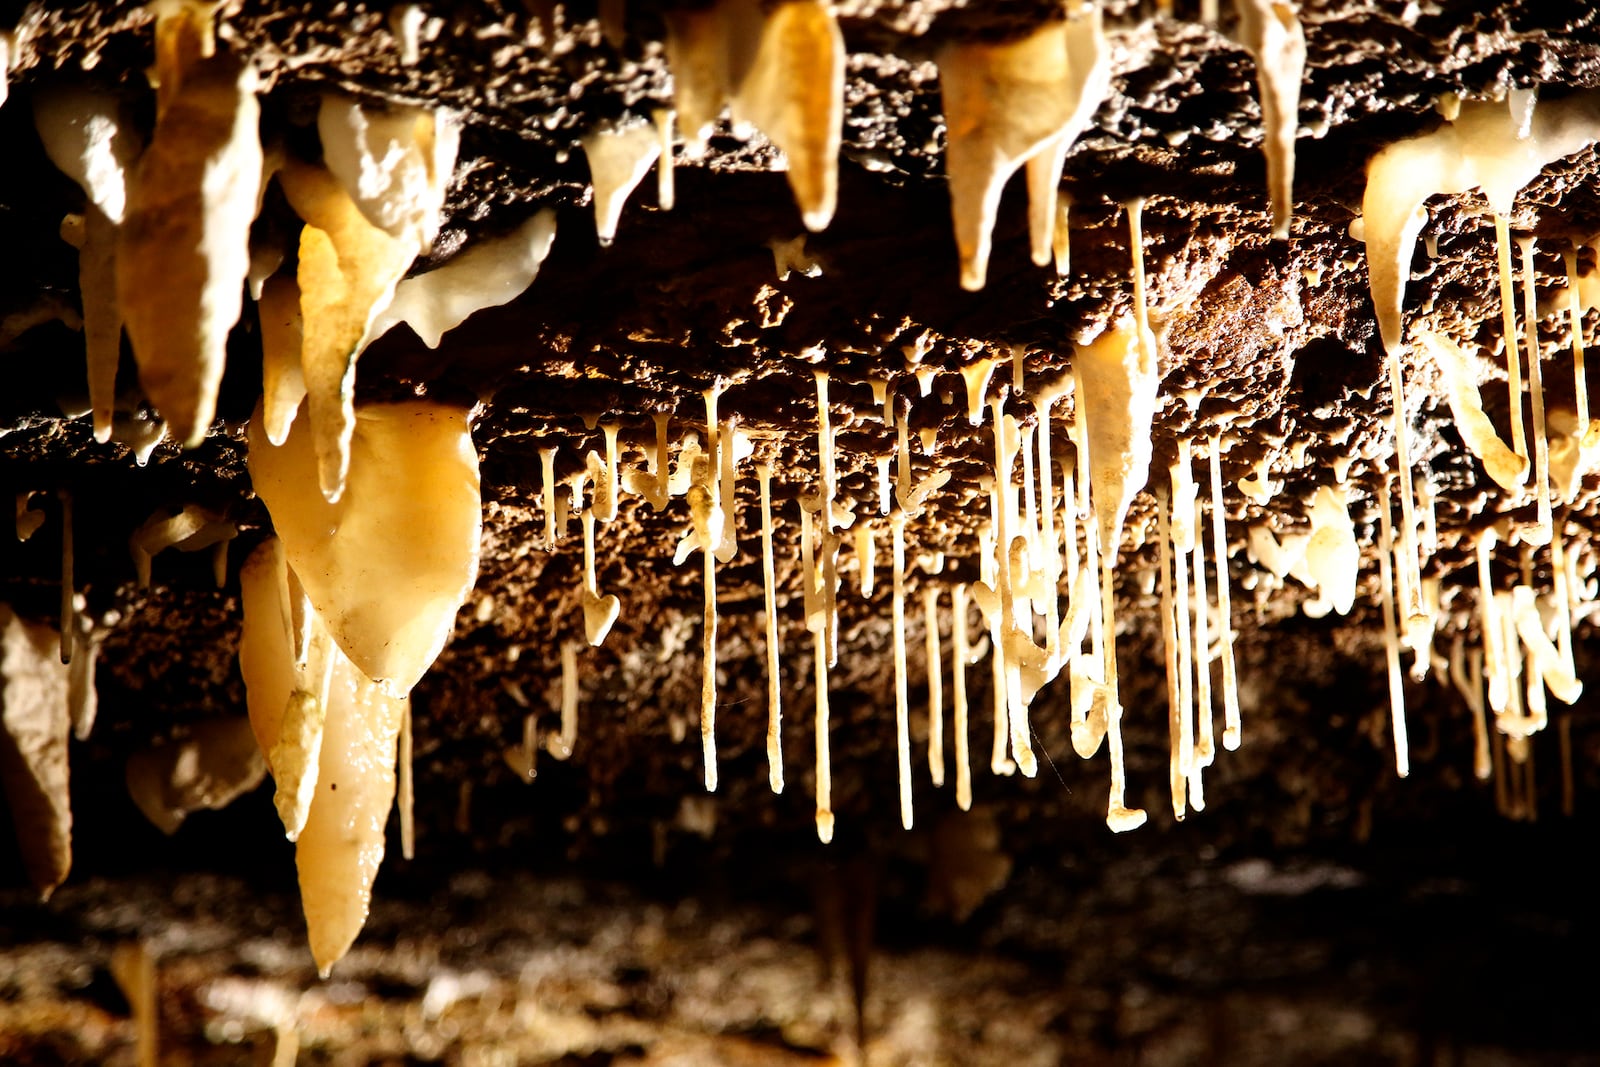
[1565,244,1590,429]
[1189,486,1213,809]
[924,584,945,789]
[892,512,913,830]
[1496,213,1529,465]
[1158,485,1185,820]
[1518,237,1553,544]
[1375,472,1411,777]
[952,583,973,812]
[759,464,783,794]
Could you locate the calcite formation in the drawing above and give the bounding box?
[0,0,1598,999]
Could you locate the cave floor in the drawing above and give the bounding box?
[3,803,1596,1066]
